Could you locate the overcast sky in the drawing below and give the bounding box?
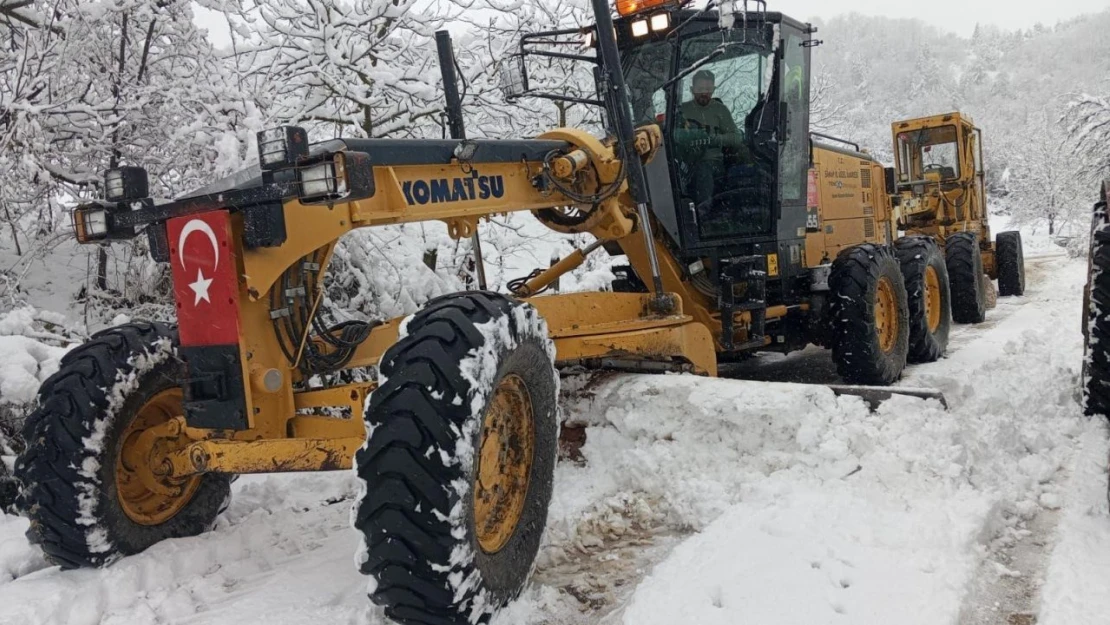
[775,0,1108,36]
[193,0,1109,47]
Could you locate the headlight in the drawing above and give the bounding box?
[295,151,374,204]
[73,205,109,243]
[299,161,342,200]
[631,19,649,37]
[257,126,309,171]
[104,166,149,202]
[650,13,669,31]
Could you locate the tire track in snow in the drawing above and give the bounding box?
[921,251,1078,625]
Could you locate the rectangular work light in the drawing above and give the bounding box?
[104,166,149,202]
[73,204,109,242]
[257,126,309,171]
[295,151,374,204]
[497,55,528,100]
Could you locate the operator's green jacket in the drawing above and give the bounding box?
[679,98,744,162]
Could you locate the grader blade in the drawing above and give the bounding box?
[826,384,949,410]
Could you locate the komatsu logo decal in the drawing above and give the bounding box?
[402,171,505,205]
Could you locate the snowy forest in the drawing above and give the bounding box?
[0,0,1109,388]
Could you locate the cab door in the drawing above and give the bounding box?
[774,21,813,277]
[666,23,777,250]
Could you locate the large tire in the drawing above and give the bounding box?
[895,236,951,363]
[996,231,1026,296]
[353,292,558,625]
[1083,182,1110,418]
[946,231,987,324]
[14,322,231,568]
[828,244,910,385]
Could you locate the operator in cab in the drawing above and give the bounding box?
[676,70,748,207]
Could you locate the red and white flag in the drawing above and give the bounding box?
[167,210,241,347]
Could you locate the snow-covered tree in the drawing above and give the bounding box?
[810,69,847,133]
[1067,93,1110,181]
[224,0,451,140]
[463,0,601,138]
[1007,111,1087,235]
[1,0,250,305]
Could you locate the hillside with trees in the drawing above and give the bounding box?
[1,0,1108,325]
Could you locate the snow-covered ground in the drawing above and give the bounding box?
[0,240,1107,625]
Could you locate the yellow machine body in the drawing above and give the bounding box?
[116,124,898,478]
[805,145,893,268]
[118,125,732,477]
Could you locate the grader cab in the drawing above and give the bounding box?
[17,1,948,624]
[891,112,1026,324]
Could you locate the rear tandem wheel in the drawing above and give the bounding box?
[828,244,911,385]
[945,231,987,324]
[895,236,951,364]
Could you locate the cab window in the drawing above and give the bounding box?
[897,125,961,182]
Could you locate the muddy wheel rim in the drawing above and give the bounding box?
[474,373,535,554]
[116,388,201,525]
[924,265,942,333]
[875,276,898,353]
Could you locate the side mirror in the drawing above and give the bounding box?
[497,54,529,101]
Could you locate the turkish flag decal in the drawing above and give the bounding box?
[167,210,241,347]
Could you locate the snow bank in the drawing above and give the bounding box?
[0,307,75,408]
[0,336,67,408]
[0,307,78,456]
[0,473,376,625]
[1038,420,1110,625]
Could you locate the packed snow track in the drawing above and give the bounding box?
[0,249,1107,625]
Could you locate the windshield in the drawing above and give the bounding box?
[622,26,780,240]
[896,125,961,183]
[676,38,771,133]
[622,35,772,131]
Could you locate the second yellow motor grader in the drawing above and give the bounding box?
[891,112,1026,323]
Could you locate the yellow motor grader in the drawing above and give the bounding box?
[890,112,1026,324]
[16,1,948,623]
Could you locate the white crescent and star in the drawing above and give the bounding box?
[177,219,220,306]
